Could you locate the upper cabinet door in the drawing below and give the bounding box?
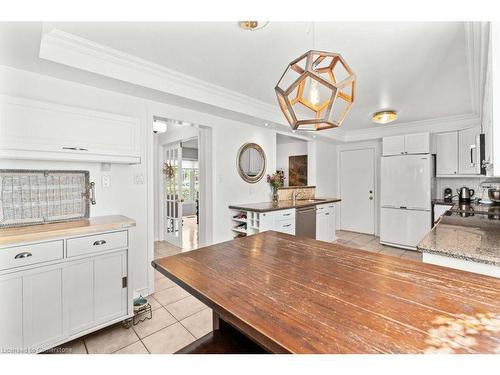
[458,127,480,175]
[382,135,405,156]
[0,95,141,164]
[436,132,458,175]
[404,133,430,154]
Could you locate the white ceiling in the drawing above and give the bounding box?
[0,22,473,132]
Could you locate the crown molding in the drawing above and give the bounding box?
[344,113,480,142]
[39,29,287,126]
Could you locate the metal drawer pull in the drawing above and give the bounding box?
[283,213,291,216]
[283,224,291,227]
[15,252,32,259]
[93,240,107,246]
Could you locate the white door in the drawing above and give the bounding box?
[163,142,183,247]
[436,132,458,175]
[340,149,375,234]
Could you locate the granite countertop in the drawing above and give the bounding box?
[417,212,500,266]
[0,215,136,247]
[229,198,341,213]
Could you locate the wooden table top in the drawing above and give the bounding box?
[152,231,500,354]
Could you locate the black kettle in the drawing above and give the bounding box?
[457,187,475,203]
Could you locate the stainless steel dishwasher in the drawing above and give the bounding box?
[295,206,316,239]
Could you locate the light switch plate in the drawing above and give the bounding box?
[102,175,111,188]
[134,173,144,184]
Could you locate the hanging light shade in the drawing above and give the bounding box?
[275,50,356,131]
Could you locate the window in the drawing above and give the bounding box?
[181,160,198,203]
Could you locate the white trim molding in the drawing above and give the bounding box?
[464,22,490,116]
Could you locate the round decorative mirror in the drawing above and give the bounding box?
[236,143,266,183]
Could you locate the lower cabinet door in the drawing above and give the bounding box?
[94,251,128,324]
[23,266,64,350]
[63,261,95,335]
[0,274,23,352]
[63,251,128,332]
[316,213,328,242]
[326,206,336,242]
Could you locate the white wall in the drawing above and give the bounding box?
[313,141,338,198]
[276,140,308,187]
[0,65,151,297]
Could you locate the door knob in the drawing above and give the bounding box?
[369,196,373,200]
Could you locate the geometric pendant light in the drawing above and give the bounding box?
[275,50,356,131]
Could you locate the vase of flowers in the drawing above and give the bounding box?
[267,172,285,203]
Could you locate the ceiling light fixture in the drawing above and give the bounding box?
[153,120,167,134]
[238,21,269,31]
[372,110,398,124]
[275,23,356,131]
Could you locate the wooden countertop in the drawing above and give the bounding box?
[229,198,341,213]
[153,231,500,354]
[0,215,136,247]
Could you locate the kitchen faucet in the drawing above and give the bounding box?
[292,191,302,203]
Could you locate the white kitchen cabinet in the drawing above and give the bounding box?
[404,133,430,154]
[382,133,429,156]
[436,132,459,175]
[23,266,64,349]
[0,95,141,164]
[316,204,336,243]
[436,128,483,176]
[458,127,480,175]
[94,252,128,323]
[0,274,23,351]
[0,226,132,353]
[64,251,127,335]
[382,135,405,156]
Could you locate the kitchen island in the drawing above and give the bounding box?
[418,211,500,277]
[153,231,500,354]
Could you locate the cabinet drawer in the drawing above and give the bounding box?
[274,219,295,234]
[275,209,295,222]
[0,240,63,271]
[67,231,127,258]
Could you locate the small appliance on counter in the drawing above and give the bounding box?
[443,188,453,202]
[457,186,475,203]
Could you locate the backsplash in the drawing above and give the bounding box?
[435,177,500,201]
[277,186,315,201]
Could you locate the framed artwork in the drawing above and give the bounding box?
[289,155,308,186]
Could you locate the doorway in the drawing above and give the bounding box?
[339,148,375,234]
[154,118,209,252]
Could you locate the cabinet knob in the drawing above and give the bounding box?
[15,252,32,259]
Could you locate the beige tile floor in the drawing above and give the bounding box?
[46,229,420,354]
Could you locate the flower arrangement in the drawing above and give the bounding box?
[267,172,285,202]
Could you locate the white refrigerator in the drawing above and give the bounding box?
[380,154,433,250]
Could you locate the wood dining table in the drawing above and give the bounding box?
[152,231,500,354]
